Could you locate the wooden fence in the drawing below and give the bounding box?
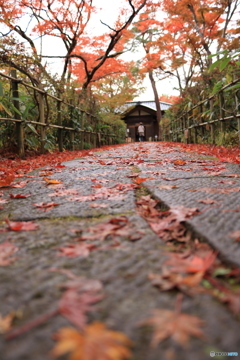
[0,70,116,157]
[166,77,240,144]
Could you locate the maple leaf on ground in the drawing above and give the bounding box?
[33,202,59,211]
[169,205,200,222]
[10,180,29,188]
[165,251,217,274]
[54,271,104,329]
[136,195,159,218]
[48,189,79,197]
[79,217,129,242]
[133,177,153,185]
[0,175,15,187]
[197,198,217,205]
[44,177,62,185]
[139,309,205,347]
[148,270,203,295]
[51,322,133,360]
[9,193,30,199]
[172,159,186,166]
[56,243,96,258]
[158,184,178,190]
[0,312,15,334]
[5,219,39,231]
[0,242,18,266]
[59,289,104,329]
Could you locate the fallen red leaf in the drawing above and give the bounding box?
[9,193,30,199]
[58,274,104,329]
[0,175,15,187]
[133,177,149,184]
[33,202,59,211]
[173,159,186,166]
[166,251,217,274]
[5,219,39,231]
[56,243,96,258]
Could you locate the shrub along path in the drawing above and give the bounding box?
[0,142,240,360]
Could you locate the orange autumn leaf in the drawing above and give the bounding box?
[133,177,149,184]
[173,159,186,166]
[0,175,15,187]
[149,270,203,293]
[139,309,205,347]
[44,178,62,185]
[166,251,217,274]
[51,322,133,360]
[0,312,15,334]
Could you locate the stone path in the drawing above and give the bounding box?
[0,142,240,360]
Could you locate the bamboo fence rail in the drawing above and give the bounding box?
[0,70,116,157]
[166,77,240,144]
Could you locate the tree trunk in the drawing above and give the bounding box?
[148,70,162,140]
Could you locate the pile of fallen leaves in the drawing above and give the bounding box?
[136,195,240,315]
[0,145,123,187]
[1,142,239,188]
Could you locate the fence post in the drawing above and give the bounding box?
[219,91,225,131]
[11,70,25,157]
[70,131,75,150]
[193,127,197,143]
[38,89,46,153]
[210,124,215,144]
[93,132,97,148]
[57,100,63,152]
[234,85,240,143]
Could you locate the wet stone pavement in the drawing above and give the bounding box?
[0,142,240,360]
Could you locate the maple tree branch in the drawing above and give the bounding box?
[81,0,147,90]
[100,20,116,33]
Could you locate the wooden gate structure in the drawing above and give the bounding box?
[122,101,171,142]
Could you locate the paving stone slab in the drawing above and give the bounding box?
[0,143,240,360]
[0,214,240,360]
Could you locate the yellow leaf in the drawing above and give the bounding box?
[51,322,133,360]
[44,178,62,185]
[0,313,14,334]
